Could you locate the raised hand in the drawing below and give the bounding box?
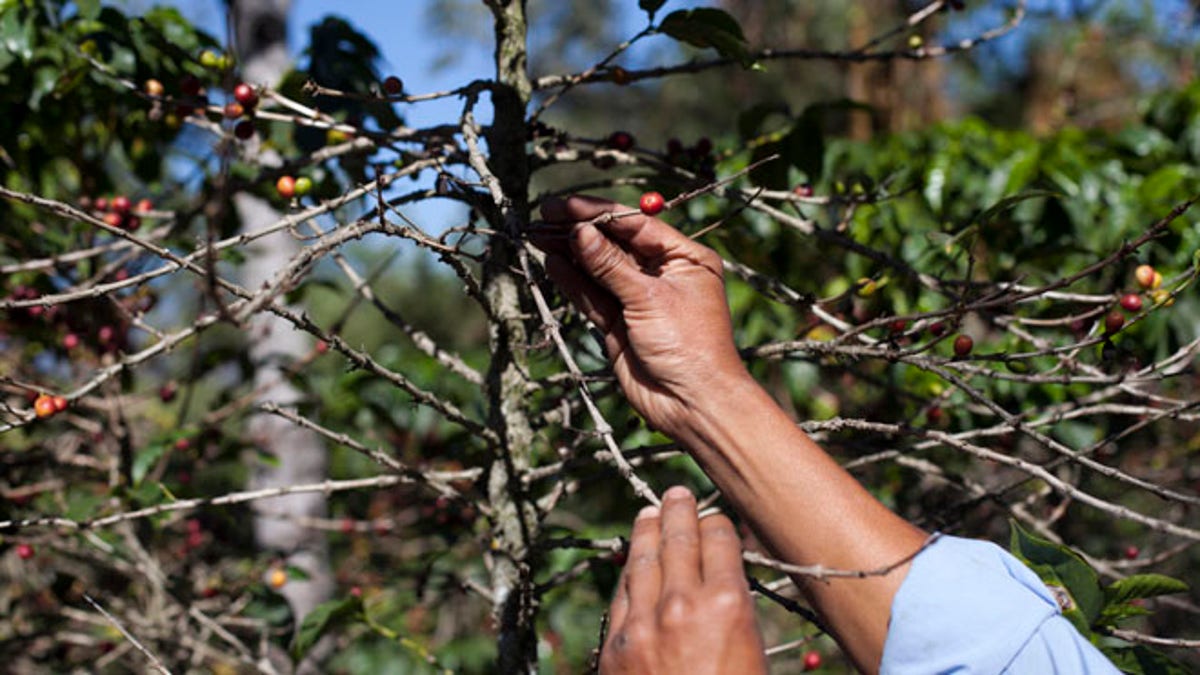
[600,486,767,675]
[536,195,749,440]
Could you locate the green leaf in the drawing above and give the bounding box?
[75,0,102,21]
[976,189,1060,225]
[1008,520,1104,629]
[132,443,169,485]
[639,0,667,19]
[783,106,824,182]
[659,9,756,68]
[1105,574,1189,605]
[292,596,362,661]
[1102,645,1191,675]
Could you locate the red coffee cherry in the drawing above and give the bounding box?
[639,191,665,216]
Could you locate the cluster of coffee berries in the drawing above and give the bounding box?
[32,392,68,419]
[275,175,313,200]
[80,194,150,231]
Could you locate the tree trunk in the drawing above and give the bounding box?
[482,1,540,672]
[230,1,335,672]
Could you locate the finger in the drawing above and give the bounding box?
[552,195,695,261]
[698,513,747,587]
[623,504,663,620]
[570,221,651,303]
[658,486,702,595]
[543,253,622,335]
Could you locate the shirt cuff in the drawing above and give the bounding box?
[880,534,1061,674]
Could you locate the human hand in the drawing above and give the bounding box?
[600,486,767,675]
[535,196,748,439]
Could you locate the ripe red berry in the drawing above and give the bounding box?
[62,333,79,350]
[234,119,256,140]
[953,334,974,357]
[1119,293,1143,313]
[51,395,68,413]
[639,191,665,216]
[97,325,115,344]
[928,321,947,337]
[315,339,329,354]
[382,75,404,95]
[103,212,124,229]
[1124,545,1139,560]
[15,543,34,560]
[927,406,944,424]
[94,196,109,212]
[34,394,56,419]
[607,131,635,152]
[174,438,191,452]
[793,183,814,198]
[113,195,131,213]
[350,585,363,598]
[135,198,153,213]
[276,175,296,199]
[888,319,908,334]
[802,650,822,671]
[233,82,258,108]
[1104,310,1125,333]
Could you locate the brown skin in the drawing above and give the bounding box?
[535,196,928,674]
[601,487,767,675]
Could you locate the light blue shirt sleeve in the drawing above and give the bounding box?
[880,535,1122,674]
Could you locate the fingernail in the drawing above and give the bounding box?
[664,485,694,502]
[636,505,660,521]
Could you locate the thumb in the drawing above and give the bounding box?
[572,221,649,303]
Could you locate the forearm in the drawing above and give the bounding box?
[677,371,927,674]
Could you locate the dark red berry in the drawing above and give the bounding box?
[382,76,404,96]
[234,119,256,140]
[888,319,908,334]
[1104,310,1125,333]
[695,137,713,155]
[179,74,202,97]
[1119,294,1143,313]
[953,334,973,357]
[1124,545,1139,560]
[607,131,635,152]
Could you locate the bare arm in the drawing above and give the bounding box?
[535,196,928,673]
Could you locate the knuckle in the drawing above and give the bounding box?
[658,593,695,629]
[708,587,751,615]
[616,619,656,652]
